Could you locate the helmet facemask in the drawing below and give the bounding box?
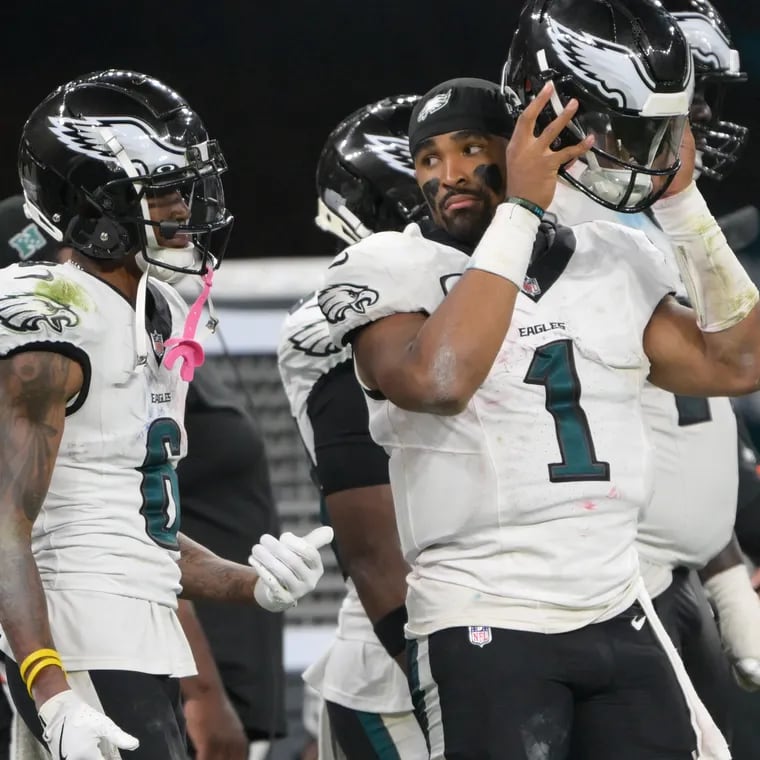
[94,138,232,283]
[562,102,688,212]
[690,74,748,181]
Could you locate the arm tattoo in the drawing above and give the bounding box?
[177,533,257,604]
[0,352,74,522]
[0,351,78,672]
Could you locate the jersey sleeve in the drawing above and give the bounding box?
[318,229,465,347]
[277,292,349,419]
[606,222,678,322]
[307,360,389,496]
[0,263,95,363]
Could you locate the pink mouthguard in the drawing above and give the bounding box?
[164,268,214,382]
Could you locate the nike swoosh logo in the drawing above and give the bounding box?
[631,615,646,631]
[58,718,68,760]
[16,271,54,281]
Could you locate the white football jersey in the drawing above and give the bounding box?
[0,261,195,674]
[321,220,673,636]
[551,182,739,596]
[278,293,412,713]
[278,292,349,462]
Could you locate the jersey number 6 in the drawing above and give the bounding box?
[524,340,610,483]
[138,418,182,549]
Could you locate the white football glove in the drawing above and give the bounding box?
[704,564,760,690]
[249,526,333,612]
[38,689,139,759]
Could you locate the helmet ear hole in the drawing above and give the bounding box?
[65,214,129,257]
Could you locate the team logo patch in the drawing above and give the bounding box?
[468,626,492,648]
[522,276,541,297]
[288,320,341,357]
[318,283,379,324]
[8,223,48,261]
[365,134,415,177]
[0,293,79,334]
[417,89,452,122]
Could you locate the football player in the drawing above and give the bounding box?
[0,71,331,760]
[503,0,759,739]
[278,95,428,759]
[318,1,760,753]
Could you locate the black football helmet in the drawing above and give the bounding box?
[18,69,233,282]
[662,0,748,181]
[503,0,694,212]
[315,95,429,245]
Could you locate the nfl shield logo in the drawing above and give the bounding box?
[468,626,492,648]
[522,276,541,297]
[150,330,165,358]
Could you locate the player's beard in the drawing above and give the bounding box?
[440,198,496,247]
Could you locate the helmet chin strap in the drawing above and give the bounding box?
[134,266,151,369]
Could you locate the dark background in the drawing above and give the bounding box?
[1,0,758,259]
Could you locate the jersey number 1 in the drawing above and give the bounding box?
[139,418,182,549]
[524,340,610,483]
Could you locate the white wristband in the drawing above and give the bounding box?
[653,182,759,331]
[467,202,540,288]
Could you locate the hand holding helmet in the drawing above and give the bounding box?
[506,82,594,212]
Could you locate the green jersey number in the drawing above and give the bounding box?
[524,340,610,482]
[138,418,182,549]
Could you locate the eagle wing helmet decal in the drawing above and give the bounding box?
[47,115,185,173]
[364,134,415,177]
[546,18,662,111]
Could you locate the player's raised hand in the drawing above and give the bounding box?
[38,690,139,759]
[249,526,334,612]
[506,82,594,212]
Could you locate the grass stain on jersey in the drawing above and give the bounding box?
[34,279,92,312]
